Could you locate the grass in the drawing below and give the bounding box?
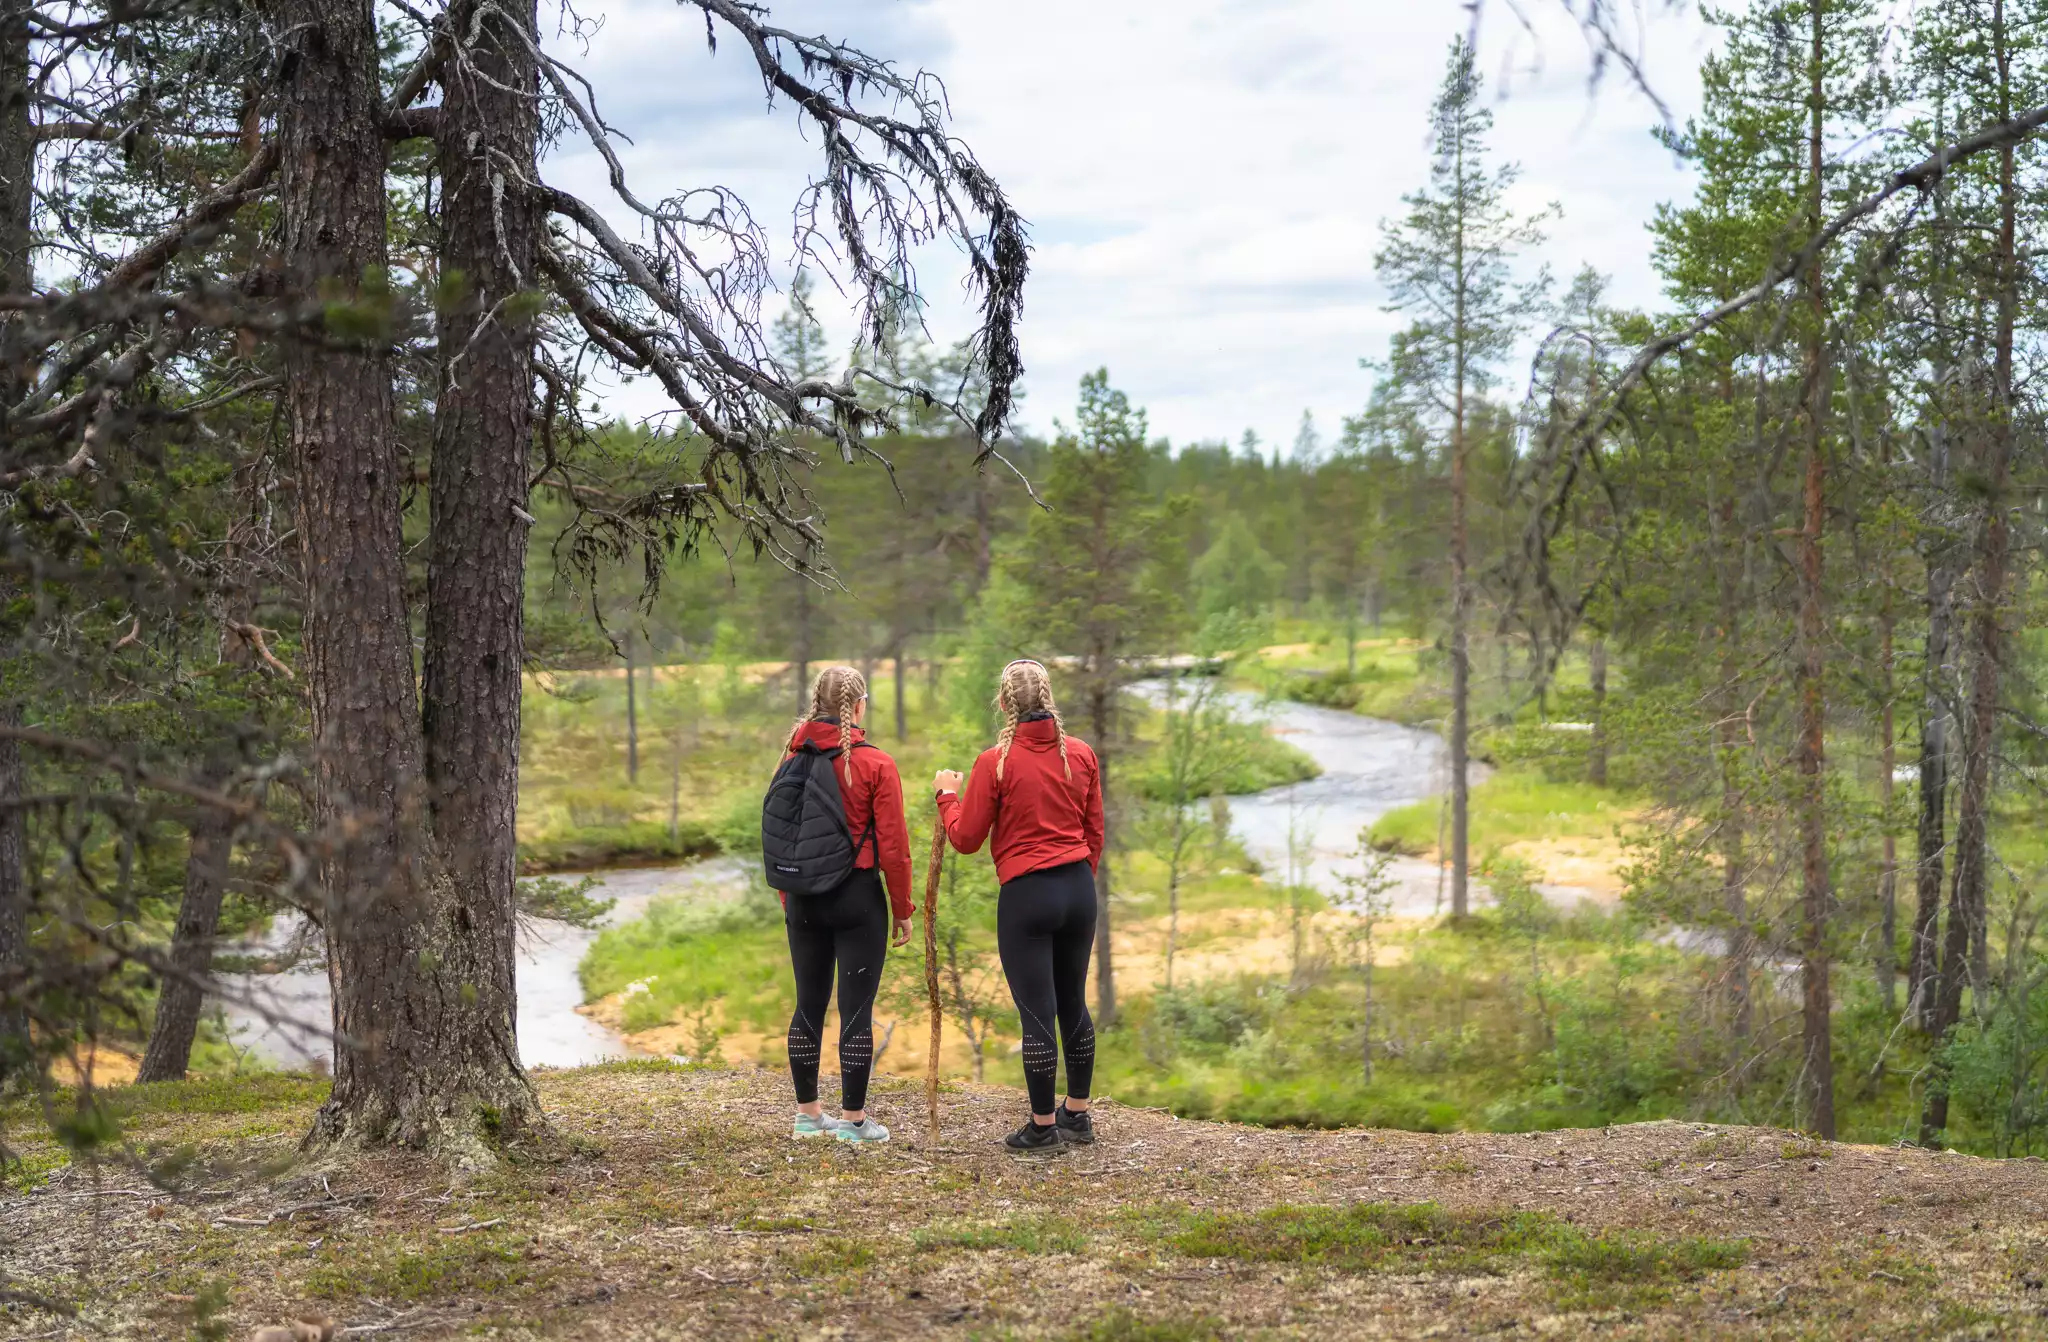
[1154,1198,1748,1305]
[915,1213,1090,1254]
[1369,770,1635,872]
[302,1231,545,1302]
[1240,637,1445,724]
[1069,1311,1226,1342]
[578,884,790,1036]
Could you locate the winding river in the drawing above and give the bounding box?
[218,692,1524,1069]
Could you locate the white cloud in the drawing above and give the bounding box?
[545,0,1716,447]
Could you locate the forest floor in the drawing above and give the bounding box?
[5,1063,2047,1340]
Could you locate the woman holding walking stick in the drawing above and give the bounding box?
[933,659,1104,1151]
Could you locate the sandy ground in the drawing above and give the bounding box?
[5,1064,2046,1340]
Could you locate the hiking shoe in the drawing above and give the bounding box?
[792,1112,842,1139]
[1055,1103,1095,1145]
[835,1117,891,1144]
[1004,1118,1062,1152]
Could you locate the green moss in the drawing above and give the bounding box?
[1152,1199,1748,1303]
[1159,1200,1555,1272]
[1070,1310,1226,1342]
[111,1072,330,1118]
[915,1213,1089,1254]
[304,1231,543,1302]
[786,1239,876,1277]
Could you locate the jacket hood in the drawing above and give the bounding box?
[791,718,867,752]
[1012,718,1063,750]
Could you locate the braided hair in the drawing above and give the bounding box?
[788,665,868,777]
[993,659,1071,781]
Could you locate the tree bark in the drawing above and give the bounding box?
[894,646,908,742]
[415,0,546,1140]
[624,637,639,782]
[1707,480,1750,1036]
[0,714,24,1082]
[1924,1,2017,1145]
[1448,224,1471,921]
[0,0,33,1084]
[793,554,814,714]
[1877,589,1898,1015]
[1586,634,1608,787]
[277,0,531,1153]
[1090,682,1117,1026]
[1795,0,1835,1139]
[136,815,235,1083]
[1910,71,1958,1030]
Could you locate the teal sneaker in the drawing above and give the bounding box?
[792,1112,842,1139]
[835,1116,891,1144]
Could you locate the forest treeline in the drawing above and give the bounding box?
[4,0,2048,1178]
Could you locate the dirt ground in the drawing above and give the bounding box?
[4,1063,2046,1340]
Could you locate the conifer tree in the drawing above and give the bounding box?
[1374,38,1552,918]
[1002,371,1184,1023]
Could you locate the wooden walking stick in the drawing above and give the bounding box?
[923,818,947,1137]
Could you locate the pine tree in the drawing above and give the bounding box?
[1002,370,1185,1023]
[1374,38,1552,918]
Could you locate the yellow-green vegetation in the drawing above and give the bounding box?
[1156,1199,1749,1310]
[5,1065,2042,1339]
[1369,771,1635,867]
[521,659,1315,872]
[1089,899,1991,1149]
[578,885,788,1036]
[1241,636,1446,724]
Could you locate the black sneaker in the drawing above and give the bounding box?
[1055,1103,1095,1145]
[1004,1118,1062,1152]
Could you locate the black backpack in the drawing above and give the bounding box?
[761,741,876,895]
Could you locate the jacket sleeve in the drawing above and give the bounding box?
[1082,750,1105,872]
[938,751,998,856]
[869,753,915,921]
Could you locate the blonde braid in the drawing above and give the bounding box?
[993,660,1072,781]
[994,690,1021,781]
[835,677,859,764]
[789,666,868,777]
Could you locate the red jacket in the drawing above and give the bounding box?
[775,721,914,920]
[937,718,1104,884]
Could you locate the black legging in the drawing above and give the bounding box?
[997,860,1097,1115]
[785,868,889,1113]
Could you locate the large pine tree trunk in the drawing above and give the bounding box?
[279,0,529,1153]
[1794,3,1835,1139]
[0,0,33,1083]
[417,0,545,1135]
[136,815,234,1083]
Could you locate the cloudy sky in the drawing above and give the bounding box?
[547,1,1717,450]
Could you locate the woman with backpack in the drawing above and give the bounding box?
[763,665,913,1143]
[933,659,1105,1151]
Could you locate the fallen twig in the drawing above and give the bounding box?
[0,1287,76,1317]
